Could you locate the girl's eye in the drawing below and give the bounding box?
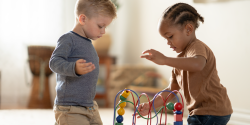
[98,25,103,28]
[169,35,173,38]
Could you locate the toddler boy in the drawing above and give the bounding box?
[49,0,117,124]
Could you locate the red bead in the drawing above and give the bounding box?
[174,102,182,111]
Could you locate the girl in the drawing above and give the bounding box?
[136,3,233,125]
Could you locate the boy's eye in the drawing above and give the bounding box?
[98,25,104,29]
[169,35,173,38]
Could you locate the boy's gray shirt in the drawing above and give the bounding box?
[49,31,99,107]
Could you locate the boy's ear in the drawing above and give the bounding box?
[185,23,194,36]
[78,14,87,25]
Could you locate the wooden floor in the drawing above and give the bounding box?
[0,108,246,125]
[0,108,184,125]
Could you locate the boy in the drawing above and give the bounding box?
[49,0,117,125]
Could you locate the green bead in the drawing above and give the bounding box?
[166,102,174,110]
[120,95,126,101]
[115,123,123,125]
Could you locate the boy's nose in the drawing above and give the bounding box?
[101,28,105,34]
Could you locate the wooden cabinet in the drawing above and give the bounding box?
[95,56,115,107]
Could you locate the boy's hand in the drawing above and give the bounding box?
[75,59,95,75]
[133,103,150,118]
[140,49,167,65]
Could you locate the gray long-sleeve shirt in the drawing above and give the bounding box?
[49,31,99,107]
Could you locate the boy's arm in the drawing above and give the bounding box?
[49,35,78,77]
[141,49,206,72]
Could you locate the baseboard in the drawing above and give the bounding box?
[228,108,250,125]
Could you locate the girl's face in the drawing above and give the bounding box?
[158,20,191,53]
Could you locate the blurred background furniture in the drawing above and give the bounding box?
[95,56,116,108]
[27,46,54,109]
[108,66,157,108]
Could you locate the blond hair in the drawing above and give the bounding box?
[75,0,117,19]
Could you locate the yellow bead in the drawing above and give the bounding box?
[117,108,125,115]
[119,101,126,108]
[121,90,130,98]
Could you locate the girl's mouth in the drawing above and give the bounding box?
[171,47,176,51]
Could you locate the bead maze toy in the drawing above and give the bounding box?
[113,88,184,125]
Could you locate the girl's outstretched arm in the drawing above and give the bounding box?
[141,49,206,72]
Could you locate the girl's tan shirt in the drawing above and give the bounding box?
[171,40,233,116]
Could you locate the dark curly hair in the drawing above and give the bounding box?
[162,3,204,29]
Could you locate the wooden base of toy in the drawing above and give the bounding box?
[28,76,52,109]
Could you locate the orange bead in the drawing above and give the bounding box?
[117,108,125,115]
[121,90,130,98]
[119,101,126,108]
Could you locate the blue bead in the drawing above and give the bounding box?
[174,111,182,114]
[174,121,183,125]
[116,115,123,123]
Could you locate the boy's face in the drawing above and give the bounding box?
[82,15,113,40]
[158,20,191,53]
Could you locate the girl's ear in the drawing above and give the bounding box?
[185,23,194,36]
[78,14,87,25]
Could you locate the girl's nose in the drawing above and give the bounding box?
[167,40,171,45]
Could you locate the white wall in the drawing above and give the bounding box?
[0,0,69,108]
[108,0,143,65]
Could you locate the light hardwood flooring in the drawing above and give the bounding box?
[0,108,184,125]
[0,108,245,125]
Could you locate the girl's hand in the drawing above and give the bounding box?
[140,49,167,65]
[133,103,150,118]
[75,59,95,75]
